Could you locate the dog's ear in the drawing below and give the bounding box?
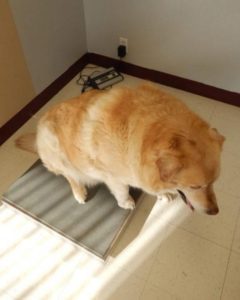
[156,155,183,182]
[209,128,225,147]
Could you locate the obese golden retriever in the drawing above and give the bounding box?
[16,83,224,215]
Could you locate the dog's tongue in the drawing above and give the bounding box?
[177,190,194,211]
[186,199,194,211]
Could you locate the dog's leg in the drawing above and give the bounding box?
[66,177,87,204]
[106,180,135,210]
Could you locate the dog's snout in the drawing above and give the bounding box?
[206,206,219,215]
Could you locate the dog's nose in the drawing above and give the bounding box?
[206,206,219,215]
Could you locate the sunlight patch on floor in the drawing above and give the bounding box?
[0,196,190,299]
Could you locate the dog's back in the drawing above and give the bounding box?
[36,84,208,187]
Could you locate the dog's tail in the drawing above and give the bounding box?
[15,133,37,154]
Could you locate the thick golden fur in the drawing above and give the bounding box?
[16,83,224,214]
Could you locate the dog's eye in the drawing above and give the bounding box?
[190,185,202,189]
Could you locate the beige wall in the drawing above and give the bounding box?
[84,0,240,93]
[9,0,87,93]
[0,0,35,127]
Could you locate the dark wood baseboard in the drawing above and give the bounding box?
[88,52,240,108]
[1,51,239,145]
[0,53,89,146]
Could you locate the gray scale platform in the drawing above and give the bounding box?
[2,160,141,260]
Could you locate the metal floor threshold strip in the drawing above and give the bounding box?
[2,160,141,260]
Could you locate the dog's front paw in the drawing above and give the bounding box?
[118,196,136,210]
[72,186,87,204]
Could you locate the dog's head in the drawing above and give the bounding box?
[155,127,225,215]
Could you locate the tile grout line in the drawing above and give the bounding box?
[138,250,159,300]
[178,226,232,251]
[219,205,240,300]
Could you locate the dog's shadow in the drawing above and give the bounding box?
[85,185,100,202]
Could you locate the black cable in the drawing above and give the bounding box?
[76,66,102,91]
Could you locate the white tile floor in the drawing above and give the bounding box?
[0,66,240,299]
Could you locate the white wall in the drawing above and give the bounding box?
[84,0,240,93]
[9,0,87,93]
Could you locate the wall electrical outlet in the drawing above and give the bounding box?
[119,37,128,53]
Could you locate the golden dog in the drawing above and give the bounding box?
[16,83,224,214]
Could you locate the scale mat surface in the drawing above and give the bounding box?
[2,160,141,260]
